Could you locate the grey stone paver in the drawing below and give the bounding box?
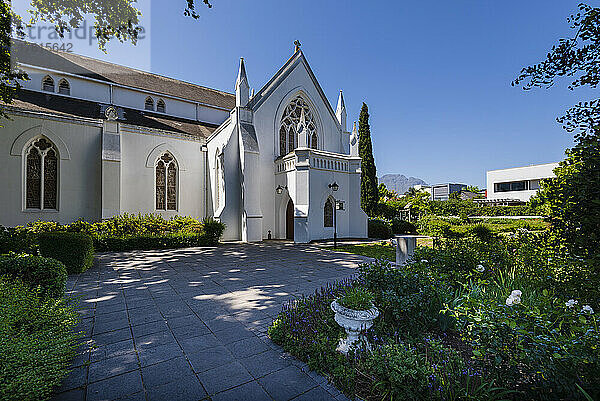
[52,242,368,401]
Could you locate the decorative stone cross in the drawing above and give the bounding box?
[294,40,301,52]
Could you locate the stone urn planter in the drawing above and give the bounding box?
[330,299,379,354]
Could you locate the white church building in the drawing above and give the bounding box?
[0,40,367,242]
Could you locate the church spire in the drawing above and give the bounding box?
[336,90,347,131]
[236,57,250,107]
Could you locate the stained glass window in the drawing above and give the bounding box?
[279,96,318,156]
[26,148,41,209]
[25,137,58,210]
[43,149,57,209]
[279,127,287,156]
[156,161,166,210]
[156,152,177,210]
[167,164,177,210]
[324,198,334,227]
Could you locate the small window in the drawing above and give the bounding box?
[156,99,166,113]
[324,198,334,227]
[145,97,154,111]
[57,79,70,95]
[42,76,55,92]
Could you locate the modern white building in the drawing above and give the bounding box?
[0,40,367,242]
[486,162,559,202]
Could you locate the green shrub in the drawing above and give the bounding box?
[466,223,495,242]
[94,232,215,252]
[0,226,38,255]
[417,216,452,237]
[450,283,600,399]
[38,232,94,274]
[368,218,392,239]
[338,288,374,310]
[391,218,416,234]
[0,256,67,298]
[0,277,80,401]
[201,218,226,245]
[359,260,455,334]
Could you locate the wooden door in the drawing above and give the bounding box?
[286,199,294,240]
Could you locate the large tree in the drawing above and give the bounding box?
[0,0,213,119]
[513,3,600,266]
[358,102,379,216]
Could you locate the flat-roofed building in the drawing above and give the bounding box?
[486,162,559,202]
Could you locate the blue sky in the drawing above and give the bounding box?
[18,0,588,187]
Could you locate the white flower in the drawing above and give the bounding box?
[475,264,485,273]
[582,305,595,314]
[506,290,522,307]
[565,299,578,308]
[421,259,428,263]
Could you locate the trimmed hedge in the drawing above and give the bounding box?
[391,218,417,234]
[0,226,38,255]
[0,277,80,401]
[368,218,393,239]
[94,232,218,252]
[38,232,94,274]
[0,256,67,298]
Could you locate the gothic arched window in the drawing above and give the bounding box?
[58,79,70,95]
[279,96,318,156]
[324,198,334,227]
[156,152,177,210]
[157,99,166,113]
[42,75,55,92]
[145,97,155,111]
[25,137,58,210]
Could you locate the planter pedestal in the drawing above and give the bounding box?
[330,300,379,354]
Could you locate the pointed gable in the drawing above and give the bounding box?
[248,51,341,130]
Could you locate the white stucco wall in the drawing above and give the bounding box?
[487,162,559,202]
[119,127,207,219]
[0,113,103,226]
[21,66,111,103]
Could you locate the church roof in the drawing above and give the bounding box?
[3,89,219,139]
[12,40,235,110]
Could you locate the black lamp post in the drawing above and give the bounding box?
[328,182,339,248]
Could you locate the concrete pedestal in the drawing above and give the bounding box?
[391,235,422,266]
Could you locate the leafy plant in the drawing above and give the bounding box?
[368,218,392,239]
[338,288,374,310]
[0,255,67,298]
[0,277,80,401]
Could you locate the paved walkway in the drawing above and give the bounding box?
[52,242,369,401]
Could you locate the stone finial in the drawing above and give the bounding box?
[236,57,250,107]
[294,40,301,53]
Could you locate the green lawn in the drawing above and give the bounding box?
[332,242,395,261]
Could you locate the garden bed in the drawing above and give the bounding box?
[270,233,600,400]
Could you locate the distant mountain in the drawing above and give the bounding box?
[379,174,428,195]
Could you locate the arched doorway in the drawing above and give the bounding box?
[286,199,294,240]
